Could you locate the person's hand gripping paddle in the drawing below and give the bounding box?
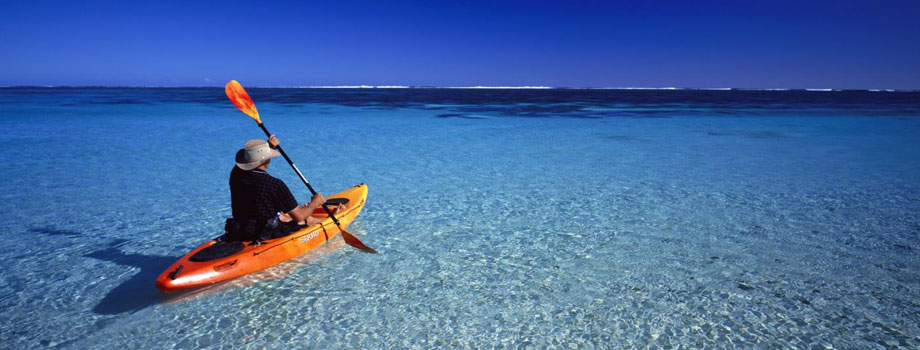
[225,80,377,253]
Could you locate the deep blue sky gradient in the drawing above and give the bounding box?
[1,0,918,88]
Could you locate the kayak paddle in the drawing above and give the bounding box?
[225,80,377,253]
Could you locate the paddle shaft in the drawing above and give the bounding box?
[256,123,344,227]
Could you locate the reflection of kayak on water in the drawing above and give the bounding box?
[155,184,368,293]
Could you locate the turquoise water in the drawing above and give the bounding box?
[1,88,919,349]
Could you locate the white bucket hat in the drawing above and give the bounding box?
[235,139,281,170]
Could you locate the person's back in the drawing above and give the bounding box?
[229,165,296,224]
[225,137,327,241]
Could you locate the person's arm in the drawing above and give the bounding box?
[268,134,321,223]
[287,192,325,223]
[273,172,323,224]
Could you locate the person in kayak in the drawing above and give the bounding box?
[226,135,344,241]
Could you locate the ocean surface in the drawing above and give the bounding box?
[1,87,919,349]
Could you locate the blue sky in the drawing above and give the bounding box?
[1,0,918,88]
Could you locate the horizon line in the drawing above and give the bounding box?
[0,85,917,92]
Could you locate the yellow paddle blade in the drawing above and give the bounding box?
[225,80,261,123]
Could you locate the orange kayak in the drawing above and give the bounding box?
[155,184,368,293]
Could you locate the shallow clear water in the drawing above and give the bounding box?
[1,88,919,349]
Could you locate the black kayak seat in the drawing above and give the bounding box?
[189,241,245,262]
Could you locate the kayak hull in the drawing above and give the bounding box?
[155,184,368,293]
